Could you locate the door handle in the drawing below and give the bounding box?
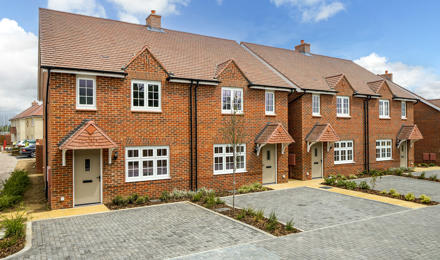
[97,176,101,181]
[314,162,319,165]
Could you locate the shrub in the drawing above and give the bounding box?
[268,211,277,223]
[244,208,255,216]
[392,192,400,198]
[135,197,145,205]
[0,195,22,210]
[191,191,203,202]
[265,221,276,232]
[254,209,264,221]
[358,181,370,190]
[236,211,246,220]
[344,181,357,190]
[197,187,215,197]
[429,175,438,181]
[127,193,138,204]
[419,172,426,179]
[420,163,428,167]
[420,194,431,204]
[203,194,218,208]
[237,186,251,194]
[407,172,413,177]
[392,168,403,176]
[112,195,125,206]
[238,183,267,194]
[380,190,387,195]
[389,189,397,196]
[323,176,336,185]
[143,194,150,202]
[405,193,415,201]
[348,174,357,179]
[2,170,30,197]
[160,191,170,202]
[2,210,27,239]
[335,179,346,187]
[215,197,225,205]
[429,163,436,167]
[285,219,294,231]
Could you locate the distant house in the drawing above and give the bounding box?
[10,101,43,142]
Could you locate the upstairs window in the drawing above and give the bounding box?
[265,91,275,115]
[312,94,320,116]
[76,77,96,110]
[376,140,392,161]
[379,100,390,118]
[222,87,243,114]
[131,80,161,112]
[401,101,407,119]
[336,96,350,117]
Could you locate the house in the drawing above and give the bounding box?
[414,98,440,164]
[9,101,43,143]
[241,41,423,180]
[38,9,294,209]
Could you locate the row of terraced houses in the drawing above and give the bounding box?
[38,9,424,209]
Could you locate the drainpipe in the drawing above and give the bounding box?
[363,96,370,173]
[44,68,51,199]
[194,81,199,190]
[189,81,193,191]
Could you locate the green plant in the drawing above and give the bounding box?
[344,181,357,190]
[392,192,400,198]
[127,193,138,204]
[429,163,436,167]
[420,163,428,167]
[358,181,370,190]
[112,195,124,206]
[285,219,294,231]
[323,176,336,185]
[1,170,30,197]
[405,193,415,201]
[407,172,413,177]
[160,191,170,202]
[348,174,357,179]
[143,194,150,202]
[265,221,276,232]
[0,195,22,210]
[203,194,218,208]
[389,189,397,196]
[335,179,346,187]
[380,190,387,195]
[420,194,431,204]
[1,210,27,239]
[268,211,277,223]
[191,191,203,202]
[254,209,264,221]
[236,210,246,220]
[419,172,426,179]
[135,197,145,205]
[369,170,383,189]
[429,175,438,181]
[244,208,255,216]
[215,197,225,205]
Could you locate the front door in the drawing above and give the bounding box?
[311,143,323,178]
[400,141,408,168]
[74,149,101,205]
[262,144,276,184]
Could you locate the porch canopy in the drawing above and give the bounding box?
[255,123,294,155]
[58,119,118,166]
[396,125,423,148]
[305,123,340,152]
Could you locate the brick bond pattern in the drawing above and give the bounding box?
[414,101,440,164]
[47,49,289,209]
[289,78,415,180]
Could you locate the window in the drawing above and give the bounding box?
[401,101,407,119]
[84,159,91,172]
[213,144,246,174]
[265,91,275,115]
[312,94,320,116]
[379,100,390,118]
[125,146,169,182]
[336,96,350,117]
[334,141,354,164]
[222,87,243,114]
[76,76,96,109]
[376,140,392,161]
[131,80,161,112]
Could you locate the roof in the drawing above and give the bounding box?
[39,8,290,89]
[58,120,118,150]
[428,99,440,107]
[241,42,418,99]
[255,123,294,144]
[10,103,43,120]
[397,125,423,141]
[305,123,340,142]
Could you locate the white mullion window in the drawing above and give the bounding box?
[213,144,246,174]
[131,80,161,112]
[125,146,169,182]
[312,94,320,116]
[265,91,275,115]
[76,76,96,110]
[222,87,243,114]
[336,96,350,117]
[334,140,354,164]
[379,100,390,118]
[376,139,392,161]
[401,101,407,119]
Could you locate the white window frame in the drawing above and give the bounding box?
[401,101,407,119]
[125,146,170,182]
[376,139,392,161]
[131,80,162,112]
[334,140,354,164]
[312,94,320,116]
[379,99,390,119]
[265,91,275,115]
[221,87,243,114]
[336,96,350,117]
[76,76,96,110]
[213,144,246,175]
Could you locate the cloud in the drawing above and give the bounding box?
[107,0,190,23]
[0,18,38,116]
[47,0,106,17]
[354,53,440,99]
[216,0,223,5]
[270,0,345,22]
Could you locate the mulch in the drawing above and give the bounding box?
[0,236,26,258]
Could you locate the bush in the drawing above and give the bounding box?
[380,190,387,195]
[344,181,357,190]
[419,172,426,179]
[1,210,27,239]
[160,191,170,202]
[143,194,150,202]
[420,163,428,167]
[429,175,438,181]
[238,183,267,194]
[254,209,264,221]
[244,208,255,216]
[135,197,145,205]
[348,174,357,179]
[420,194,431,204]
[127,193,138,204]
[358,181,370,190]
[429,163,436,167]
[191,191,203,202]
[407,172,413,177]
[335,179,346,187]
[2,170,30,197]
[0,195,22,210]
[285,219,294,231]
[268,211,277,223]
[392,192,400,198]
[389,189,397,196]
[236,211,246,220]
[203,194,218,208]
[265,211,278,232]
[112,195,125,206]
[265,221,276,232]
[323,176,336,185]
[405,193,415,201]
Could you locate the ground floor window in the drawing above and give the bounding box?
[376,139,392,161]
[213,144,246,174]
[125,146,170,182]
[334,140,353,164]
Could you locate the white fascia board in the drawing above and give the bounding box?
[51,69,126,78]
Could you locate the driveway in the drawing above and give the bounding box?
[17,202,271,259]
[222,187,405,231]
[0,152,17,185]
[355,175,440,201]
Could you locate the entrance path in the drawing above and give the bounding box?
[0,152,17,186]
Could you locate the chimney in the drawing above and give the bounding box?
[295,40,310,54]
[146,10,161,29]
[380,70,393,81]
[32,100,38,106]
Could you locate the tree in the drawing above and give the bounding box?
[221,94,246,211]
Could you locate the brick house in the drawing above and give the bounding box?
[414,98,440,164]
[38,9,294,209]
[242,41,423,180]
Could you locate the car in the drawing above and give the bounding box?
[16,140,27,147]
[20,144,36,158]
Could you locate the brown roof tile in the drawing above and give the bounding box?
[10,103,43,120]
[397,125,423,141]
[305,123,340,142]
[325,74,344,90]
[255,123,294,144]
[428,99,440,107]
[59,120,118,150]
[367,80,385,93]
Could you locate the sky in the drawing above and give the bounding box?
[1,0,440,120]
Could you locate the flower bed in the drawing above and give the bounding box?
[0,210,27,258]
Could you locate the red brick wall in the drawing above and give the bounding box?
[414,101,439,164]
[47,49,289,209]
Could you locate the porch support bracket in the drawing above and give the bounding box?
[256,143,266,156]
[62,149,67,167]
[108,148,114,165]
[281,143,288,154]
[307,141,316,153]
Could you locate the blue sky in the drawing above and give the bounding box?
[0,0,439,117]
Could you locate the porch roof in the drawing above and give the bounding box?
[397,125,423,141]
[255,123,294,144]
[305,123,340,142]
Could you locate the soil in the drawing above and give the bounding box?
[0,236,25,258]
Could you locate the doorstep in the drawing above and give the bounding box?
[30,204,110,221]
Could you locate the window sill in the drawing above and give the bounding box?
[131,109,162,113]
[265,113,276,117]
[337,115,351,119]
[222,112,244,116]
[401,117,407,120]
[125,176,170,183]
[312,114,321,118]
[213,170,247,175]
[76,108,97,112]
[334,161,355,165]
[376,159,393,162]
[379,117,391,120]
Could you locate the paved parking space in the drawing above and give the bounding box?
[222,187,405,231]
[355,175,440,201]
[411,170,440,178]
[16,202,271,260]
[177,205,440,260]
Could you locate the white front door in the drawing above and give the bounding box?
[74,149,101,205]
[311,143,323,178]
[400,141,408,168]
[262,144,277,184]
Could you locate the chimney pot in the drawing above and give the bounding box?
[301,40,304,44]
[385,70,388,74]
[151,10,156,14]
[295,40,310,54]
[380,71,393,81]
[146,11,161,29]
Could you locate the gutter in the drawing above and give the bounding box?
[363,95,372,173]
[40,66,127,78]
[44,68,51,199]
[167,76,219,86]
